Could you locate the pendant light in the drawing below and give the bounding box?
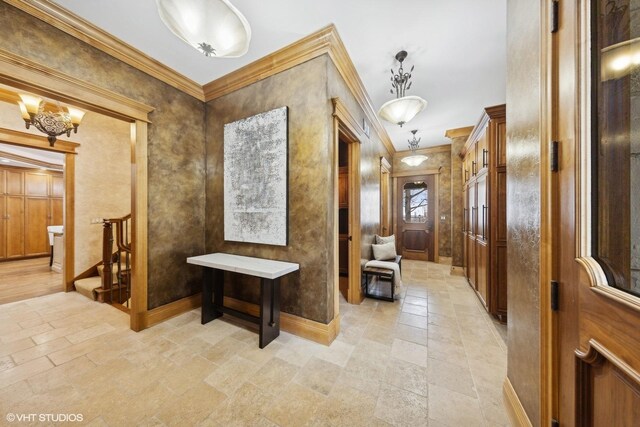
[378,51,427,127]
[156,0,251,58]
[401,130,428,167]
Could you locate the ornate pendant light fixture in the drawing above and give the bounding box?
[17,94,85,146]
[401,130,429,167]
[378,51,427,127]
[156,0,251,58]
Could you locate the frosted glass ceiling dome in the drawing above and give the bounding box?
[156,0,251,58]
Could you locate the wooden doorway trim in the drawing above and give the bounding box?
[0,49,154,332]
[392,172,440,263]
[332,98,362,308]
[0,128,77,295]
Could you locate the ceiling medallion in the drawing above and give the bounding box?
[378,50,427,127]
[401,130,428,167]
[156,0,252,58]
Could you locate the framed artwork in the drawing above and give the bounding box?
[223,106,288,246]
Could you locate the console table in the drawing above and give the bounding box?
[187,253,299,348]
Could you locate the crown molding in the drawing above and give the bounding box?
[444,125,474,140]
[204,24,395,155]
[5,0,205,101]
[0,150,63,170]
[395,143,451,156]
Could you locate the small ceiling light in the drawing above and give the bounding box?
[156,0,251,58]
[401,130,429,167]
[17,94,85,146]
[1,159,10,163]
[378,51,427,127]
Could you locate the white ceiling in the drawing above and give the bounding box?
[52,0,506,150]
[0,142,64,169]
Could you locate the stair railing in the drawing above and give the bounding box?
[102,214,132,307]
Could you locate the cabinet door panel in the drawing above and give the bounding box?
[6,196,24,258]
[476,241,488,306]
[25,173,48,196]
[476,175,488,241]
[0,195,5,259]
[51,198,63,225]
[50,174,64,198]
[6,170,23,195]
[497,120,507,167]
[468,235,476,289]
[25,198,49,256]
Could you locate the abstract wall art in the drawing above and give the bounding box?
[223,106,288,246]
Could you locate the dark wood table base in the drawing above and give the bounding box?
[201,268,281,348]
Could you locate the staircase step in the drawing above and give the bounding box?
[75,276,102,300]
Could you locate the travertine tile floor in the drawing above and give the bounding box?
[0,260,508,426]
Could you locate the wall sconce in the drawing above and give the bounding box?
[18,94,85,146]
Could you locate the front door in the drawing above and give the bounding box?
[396,175,436,262]
[554,0,640,425]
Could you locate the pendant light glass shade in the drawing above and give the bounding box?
[156,0,251,58]
[378,96,427,127]
[401,155,428,167]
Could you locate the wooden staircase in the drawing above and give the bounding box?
[74,214,132,310]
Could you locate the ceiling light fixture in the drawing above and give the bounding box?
[401,130,429,167]
[156,0,251,58]
[378,51,427,127]
[17,94,85,146]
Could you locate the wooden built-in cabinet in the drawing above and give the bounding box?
[0,166,63,261]
[461,105,507,321]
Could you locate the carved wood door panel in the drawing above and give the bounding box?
[554,0,640,425]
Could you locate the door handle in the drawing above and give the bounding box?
[348,236,352,241]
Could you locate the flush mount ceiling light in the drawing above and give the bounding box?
[401,130,428,167]
[17,94,85,146]
[378,50,427,127]
[156,0,251,58]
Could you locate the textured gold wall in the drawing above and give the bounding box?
[393,147,452,258]
[205,56,333,323]
[506,0,542,424]
[0,3,207,310]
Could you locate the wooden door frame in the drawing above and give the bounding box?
[392,170,440,263]
[0,49,153,332]
[332,98,362,308]
[380,157,392,236]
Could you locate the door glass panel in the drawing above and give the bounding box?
[593,0,640,296]
[403,181,428,223]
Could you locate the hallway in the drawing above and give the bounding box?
[0,260,508,426]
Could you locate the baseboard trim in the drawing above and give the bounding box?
[450,266,464,276]
[224,296,340,346]
[503,377,533,427]
[140,293,340,346]
[143,293,201,328]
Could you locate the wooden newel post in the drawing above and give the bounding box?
[102,220,113,297]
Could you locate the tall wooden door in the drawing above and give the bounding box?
[553,0,640,425]
[24,198,49,256]
[396,175,436,261]
[6,196,24,258]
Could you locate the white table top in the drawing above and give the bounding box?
[187,253,299,279]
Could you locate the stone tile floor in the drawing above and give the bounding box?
[0,260,508,426]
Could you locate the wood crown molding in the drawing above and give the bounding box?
[204,24,395,155]
[0,127,79,153]
[0,49,154,123]
[462,104,506,156]
[391,168,441,178]
[5,0,205,101]
[503,378,534,427]
[444,125,474,140]
[0,150,63,170]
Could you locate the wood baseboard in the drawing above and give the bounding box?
[450,266,464,276]
[503,377,533,427]
[138,292,340,346]
[142,293,201,329]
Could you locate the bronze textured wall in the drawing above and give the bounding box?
[205,56,333,324]
[393,147,452,258]
[326,61,394,264]
[0,3,207,310]
[506,0,542,424]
